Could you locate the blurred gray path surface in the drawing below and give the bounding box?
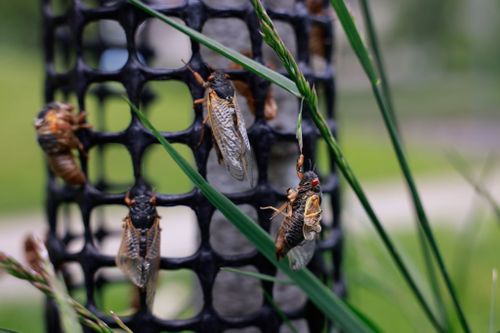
[0,168,498,302]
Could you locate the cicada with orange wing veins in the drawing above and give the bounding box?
[34,102,91,185]
[116,192,161,308]
[185,63,254,185]
[261,154,322,270]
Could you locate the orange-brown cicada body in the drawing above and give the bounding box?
[262,155,322,270]
[34,102,90,185]
[186,64,254,184]
[229,51,278,121]
[116,192,161,308]
[307,0,329,58]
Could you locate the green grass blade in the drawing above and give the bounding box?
[249,0,443,330]
[329,1,470,331]
[359,0,397,133]
[329,0,379,84]
[262,288,299,333]
[128,101,374,333]
[359,1,448,324]
[447,152,500,223]
[452,153,496,298]
[490,269,498,333]
[127,0,300,98]
[296,99,304,153]
[220,267,294,285]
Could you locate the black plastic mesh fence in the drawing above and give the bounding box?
[41,0,343,332]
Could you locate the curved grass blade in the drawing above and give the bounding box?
[359,2,448,324]
[220,267,294,285]
[129,100,374,333]
[329,1,470,331]
[127,0,300,98]
[359,0,398,133]
[447,152,500,223]
[249,0,443,331]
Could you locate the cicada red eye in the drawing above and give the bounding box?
[311,177,319,187]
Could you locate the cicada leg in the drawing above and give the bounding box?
[260,202,292,220]
[197,113,210,147]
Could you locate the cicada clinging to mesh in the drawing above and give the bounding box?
[262,154,322,270]
[116,191,161,308]
[185,62,254,185]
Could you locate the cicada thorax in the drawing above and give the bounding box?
[275,171,322,265]
[35,102,88,185]
[116,193,161,308]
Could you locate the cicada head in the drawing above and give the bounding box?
[36,102,73,121]
[209,70,235,101]
[299,171,321,194]
[127,194,159,229]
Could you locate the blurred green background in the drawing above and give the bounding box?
[0,0,499,332]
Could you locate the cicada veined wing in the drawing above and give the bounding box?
[303,194,322,241]
[287,239,316,271]
[207,90,255,186]
[116,216,161,308]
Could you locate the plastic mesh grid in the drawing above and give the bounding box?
[40,0,343,332]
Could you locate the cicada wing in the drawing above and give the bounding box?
[207,92,254,184]
[287,239,316,271]
[145,218,161,309]
[303,194,322,241]
[116,218,147,288]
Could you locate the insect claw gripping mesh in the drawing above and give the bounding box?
[41,0,343,332]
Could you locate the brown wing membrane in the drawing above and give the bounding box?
[116,217,161,293]
[303,194,322,241]
[207,91,254,184]
[145,218,161,308]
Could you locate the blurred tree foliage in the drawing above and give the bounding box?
[0,0,39,50]
[390,0,500,72]
[390,0,467,69]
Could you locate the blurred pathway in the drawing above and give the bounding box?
[0,168,499,301]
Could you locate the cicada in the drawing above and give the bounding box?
[116,192,161,308]
[185,63,254,184]
[262,154,322,270]
[34,102,90,185]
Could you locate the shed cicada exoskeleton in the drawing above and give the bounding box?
[262,154,322,270]
[229,51,278,121]
[116,192,161,308]
[185,63,254,185]
[34,102,90,185]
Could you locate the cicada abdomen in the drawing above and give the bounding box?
[34,102,89,185]
[116,193,161,308]
[186,65,255,185]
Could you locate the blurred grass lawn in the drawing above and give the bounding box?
[1,221,498,332]
[0,47,482,214]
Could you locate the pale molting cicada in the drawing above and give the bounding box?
[34,102,90,185]
[185,63,254,184]
[262,155,322,270]
[116,192,161,308]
